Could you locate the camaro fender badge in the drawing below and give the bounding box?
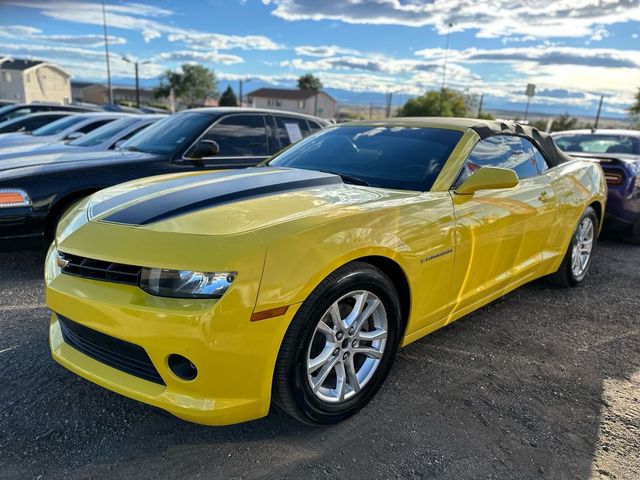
[420,248,453,263]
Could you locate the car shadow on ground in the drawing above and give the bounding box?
[0,240,638,479]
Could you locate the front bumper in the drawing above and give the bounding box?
[0,207,45,251]
[46,247,298,426]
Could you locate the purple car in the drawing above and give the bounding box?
[553,129,640,243]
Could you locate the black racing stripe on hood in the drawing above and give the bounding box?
[89,169,246,219]
[101,168,343,226]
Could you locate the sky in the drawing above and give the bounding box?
[1,0,640,118]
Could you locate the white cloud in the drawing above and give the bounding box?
[415,46,640,70]
[0,24,126,47]
[294,45,361,57]
[156,50,244,65]
[262,0,640,39]
[166,33,282,51]
[6,1,282,51]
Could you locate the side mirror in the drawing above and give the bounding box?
[455,166,519,195]
[187,139,220,159]
[65,132,84,141]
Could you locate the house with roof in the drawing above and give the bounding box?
[71,81,157,106]
[0,57,71,104]
[246,87,337,119]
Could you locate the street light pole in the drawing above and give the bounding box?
[101,0,113,104]
[439,22,453,117]
[239,78,252,106]
[122,57,150,108]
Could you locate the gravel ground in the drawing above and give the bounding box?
[0,240,638,480]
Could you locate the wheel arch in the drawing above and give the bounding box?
[45,188,101,240]
[588,200,604,232]
[353,255,412,341]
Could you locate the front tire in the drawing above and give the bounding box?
[273,262,401,425]
[549,206,598,287]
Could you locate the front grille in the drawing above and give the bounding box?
[59,252,141,286]
[58,315,165,385]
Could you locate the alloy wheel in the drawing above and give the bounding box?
[571,216,595,278]
[306,290,388,403]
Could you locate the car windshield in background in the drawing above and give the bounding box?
[554,134,640,155]
[70,117,137,147]
[268,125,463,191]
[31,115,84,136]
[120,113,213,156]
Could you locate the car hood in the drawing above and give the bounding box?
[0,149,160,180]
[0,132,55,147]
[0,142,79,160]
[86,167,417,237]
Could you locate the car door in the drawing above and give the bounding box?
[188,114,271,168]
[449,135,558,312]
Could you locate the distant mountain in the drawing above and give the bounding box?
[91,76,629,120]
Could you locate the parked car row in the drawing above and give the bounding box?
[0,107,328,249]
[552,129,640,243]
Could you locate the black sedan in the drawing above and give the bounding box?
[0,107,328,250]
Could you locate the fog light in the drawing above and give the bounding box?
[167,354,197,380]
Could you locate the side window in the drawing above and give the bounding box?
[77,119,114,134]
[526,140,549,174]
[274,116,311,149]
[455,135,539,187]
[203,115,268,157]
[307,120,323,133]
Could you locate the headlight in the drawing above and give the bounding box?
[139,268,236,299]
[0,189,31,208]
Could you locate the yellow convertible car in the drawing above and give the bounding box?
[46,118,606,426]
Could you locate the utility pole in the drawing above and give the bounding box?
[385,90,393,118]
[369,102,373,120]
[122,57,150,108]
[438,22,453,117]
[101,0,113,105]
[594,94,604,130]
[477,93,484,118]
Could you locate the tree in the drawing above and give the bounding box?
[297,73,323,91]
[154,64,218,108]
[630,88,640,115]
[397,88,468,117]
[551,113,579,132]
[218,85,238,107]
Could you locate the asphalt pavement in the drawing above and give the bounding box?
[0,240,639,479]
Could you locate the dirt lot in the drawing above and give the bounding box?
[0,240,639,480]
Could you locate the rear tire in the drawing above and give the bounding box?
[630,217,640,245]
[549,206,598,287]
[273,262,401,425]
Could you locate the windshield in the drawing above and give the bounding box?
[120,113,214,156]
[554,134,640,155]
[70,117,138,147]
[0,104,16,116]
[31,115,84,136]
[267,125,463,191]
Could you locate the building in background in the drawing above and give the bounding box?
[71,81,157,106]
[0,57,71,104]
[247,88,337,119]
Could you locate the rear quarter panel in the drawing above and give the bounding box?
[545,159,606,272]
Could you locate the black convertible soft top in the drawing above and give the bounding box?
[471,120,573,167]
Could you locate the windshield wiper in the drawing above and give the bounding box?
[124,145,144,153]
[317,170,370,186]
